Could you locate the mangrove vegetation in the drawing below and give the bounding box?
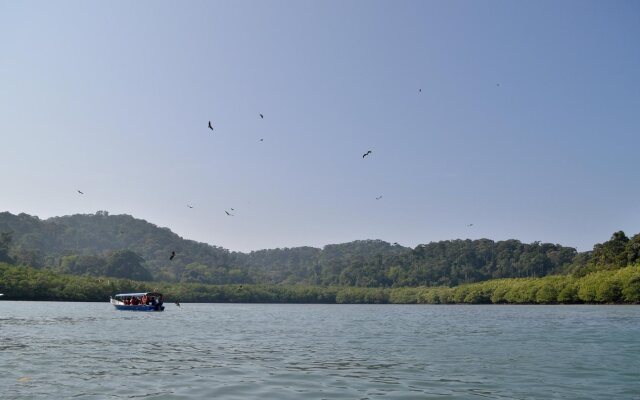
[1,262,638,304]
[1,211,639,304]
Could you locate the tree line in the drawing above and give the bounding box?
[3,211,626,287]
[0,262,638,304]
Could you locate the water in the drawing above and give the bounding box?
[1,303,638,399]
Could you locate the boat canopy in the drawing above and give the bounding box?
[114,292,162,298]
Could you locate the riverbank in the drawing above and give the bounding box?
[0,263,638,304]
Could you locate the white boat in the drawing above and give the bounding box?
[110,292,165,311]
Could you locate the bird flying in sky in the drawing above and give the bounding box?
[259,114,264,119]
[208,121,214,131]
[187,205,193,209]
[170,251,176,260]
[376,195,382,200]
[467,223,474,227]
[225,210,234,216]
[362,150,372,158]
[77,190,84,195]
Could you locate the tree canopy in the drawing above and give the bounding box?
[1,262,638,304]
[0,211,635,288]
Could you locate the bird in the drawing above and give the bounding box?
[225,210,234,216]
[170,251,176,260]
[362,150,372,158]
[77,190,84,195]
[393,242,399,246]
[496,83,500,87]
[467,223,474,227]
[259,138,264,142]
[230,208,235,211]
[187,205,194,209]
[259,114,264,119]
[208,121,214,131]
[175,300,181,307]
[376,195,382,200]
[418,88,422,93]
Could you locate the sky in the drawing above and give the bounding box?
[1,0,639,252]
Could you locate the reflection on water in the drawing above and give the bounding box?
[0,302,638,399]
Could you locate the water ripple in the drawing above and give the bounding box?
[0,302,638,399]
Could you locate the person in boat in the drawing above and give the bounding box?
[131,297,139,306]
[141,294,148,305]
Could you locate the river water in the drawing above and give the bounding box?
[0,302,638,399]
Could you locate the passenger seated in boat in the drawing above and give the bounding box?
[141,295,148,305]
[150,297,157,306]
[131,297,139,305]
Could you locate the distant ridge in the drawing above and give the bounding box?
[0,210,598,287]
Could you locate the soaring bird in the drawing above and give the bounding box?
[208,121,214,131]
[77,190,84,195]
[259,114,264,119]
[362,150,372,158]
[225,210,234,216]
[259,138,264,141]
[418,88,422,93]
[467,223,474,227]
[170,251,176,260]
[376,195,382,200]
[496,83,500,87]
[187,204,194,209]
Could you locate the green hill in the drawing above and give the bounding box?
[0,211,637,287]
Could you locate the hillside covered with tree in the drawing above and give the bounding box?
[0,211,638,287]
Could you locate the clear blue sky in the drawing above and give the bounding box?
[1,1,639,252]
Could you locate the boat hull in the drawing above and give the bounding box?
[113,304,164,311]
[111,298,164,311]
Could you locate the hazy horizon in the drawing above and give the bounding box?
[2,1,638,253]
[0,209,620,253]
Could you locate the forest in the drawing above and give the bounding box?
[0,262,637,304]
[0,211,639,303]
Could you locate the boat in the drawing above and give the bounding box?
[110,292,165,311]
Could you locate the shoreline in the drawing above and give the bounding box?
[2,263,638,305]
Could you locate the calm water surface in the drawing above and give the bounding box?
[0,302,638,399]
